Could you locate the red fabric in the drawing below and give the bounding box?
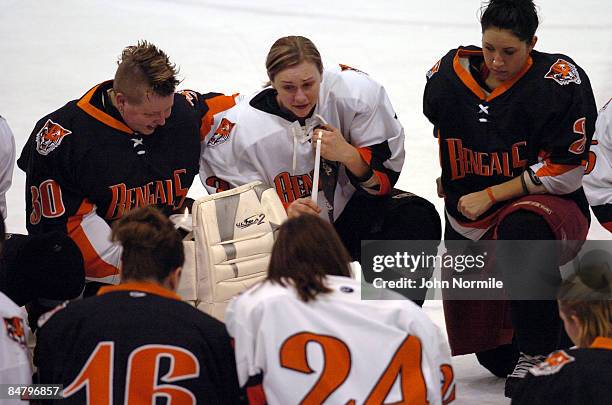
[443,195,588,355]
[246,384,266,405]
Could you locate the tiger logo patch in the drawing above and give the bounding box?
[36,119,72,155]
[544,59,581,86]
[207,118,235,147]
[3,317,27,348]
[529,350,575,376]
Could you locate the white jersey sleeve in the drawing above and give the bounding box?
[199,98,269,195]
[324,66,405,194]
[0,292,32,400]
[583,99,612,232]
[0,116,16,219]
[225,276,455,405]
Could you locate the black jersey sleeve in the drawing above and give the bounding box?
[529,57,598,195]
[17,113,121,283]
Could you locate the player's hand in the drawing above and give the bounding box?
[287,198,321,219]
[436,177,445,198]
[457,190,493,221]
[313,124,353,164]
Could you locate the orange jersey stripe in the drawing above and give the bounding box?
[590,336,612,350]
[356,146,373,164]
[356,147,391,195]
[67,199,120,279]
[452,49,533,102]
[535,163,581,178]
[77,82,133,134]
[98,281,181,301]
[200,94,240,142]
[374,169,391,195]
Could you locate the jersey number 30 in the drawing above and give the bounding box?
[30,179,65,224]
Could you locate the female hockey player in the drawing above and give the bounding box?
[512,267,612,404]
[34,206,244,403]
[225,215,455,405]
[200,35,441,264]
[583,98,612,233]
[423,0,597,397]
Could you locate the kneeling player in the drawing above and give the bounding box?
[35,206,244,404]
[512,266,612,404]
[226,215,455,405]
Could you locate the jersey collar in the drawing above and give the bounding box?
[77,81,134,134]
[97,281,182,301]
[453,47,533,102]
[250,87,314,125]
[590,336,612,350]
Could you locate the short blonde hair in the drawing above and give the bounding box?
[113,40,180,104]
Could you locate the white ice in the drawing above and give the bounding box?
[1,1,611,403]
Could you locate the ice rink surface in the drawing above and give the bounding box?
[1,1,611,403]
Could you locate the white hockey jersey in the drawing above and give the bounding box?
[0,116,15,220]
[200,66,405,222]
[0,292,31,402]
[225,276,455,405]
[583,98,612,232]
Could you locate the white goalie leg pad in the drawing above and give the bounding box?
[177,239,197,305]
[191,181,287,321]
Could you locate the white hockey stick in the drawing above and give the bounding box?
[311,114,329,204]
[312,131,322,204]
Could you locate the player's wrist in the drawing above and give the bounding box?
[343,146,369,177]
[524,168,547,194]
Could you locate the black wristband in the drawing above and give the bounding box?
[527,168,542,186]
[520,172,529,195]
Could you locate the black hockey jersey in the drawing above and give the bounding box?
[512,337,612,405]
[424,47,597,238]
[17,82,237,282]
[34,282,244,404]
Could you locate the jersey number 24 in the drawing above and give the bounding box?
[280,332,455,404]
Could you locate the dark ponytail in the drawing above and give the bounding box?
[112,206,184,283]
[480,0,539,43]
[267,215,352,302]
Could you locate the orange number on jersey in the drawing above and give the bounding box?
[30,179,66,225]
[440,364,456,405]
[280,333,442,404]
[63,342,199,404]
[125,345,199,405]
[63,341,113,404]
[364,335,428,405]
[29,185,41,225]
[280,332,351,404]
[568,117,587,155]
[584,140,598,175]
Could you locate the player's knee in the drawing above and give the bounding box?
[42,234,85,300]
[1,232,85,306]
[382,191,442,241]
[497,210,554,240]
